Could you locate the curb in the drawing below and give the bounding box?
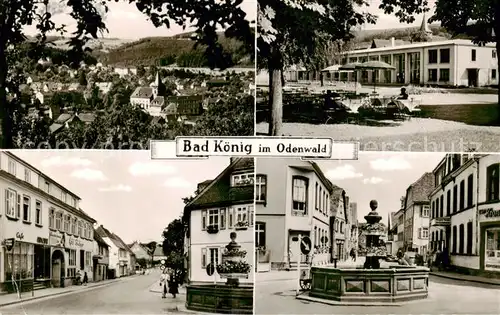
[295,294,402,307]
[430,272,500,286]
[0,279,122,308]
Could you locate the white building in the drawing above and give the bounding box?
[255,158,333,270]
[95,226,131,278]
[184,158,254,285]
[0,152,96,293]
[130,72,168,117]
[429,154,500,275]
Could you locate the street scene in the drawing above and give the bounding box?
[0,151,251,313]
[255,153,500,314]
[0,0,255,149]
[257,0,500,152]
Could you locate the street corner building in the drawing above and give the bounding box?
[255,158,358,272]
[0,152,95,293]
[182,157,254,314]
[428,154,500,276]
[0,152,135,294]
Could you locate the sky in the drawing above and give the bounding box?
[24,0,256,39]
[318,152,444,225]
[14,150,230,244]
[360,0,437,30]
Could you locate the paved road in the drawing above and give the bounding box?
[256,275,500,314]
[0,272,184,314]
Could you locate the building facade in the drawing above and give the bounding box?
[331,186,349,262]
[255,158,333,270]
[129,242,151,267]
[95,226,132,278]
[429,154,500,275]
[184,158,254,284]
[0,152,96,293]
[402,173,433,254]
[93,231,109,282]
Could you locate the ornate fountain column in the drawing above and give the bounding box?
[217,232,251,287]
[363,200,388,269]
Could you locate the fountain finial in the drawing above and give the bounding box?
[369,200,378,211]
[230,232,237,242]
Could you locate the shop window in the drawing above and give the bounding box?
[459,224,465,254]
[459,180,465,210]
[486,164,500,201]
[292,176,308,215]
[485,230,500,271]
[255,175,267,203]
[452,225,457,254]
[466,222,473,254]
[4,242,34,280]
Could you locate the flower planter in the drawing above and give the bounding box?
[219,273,249,279]
[235,226,248,231]
[207,226,219,234]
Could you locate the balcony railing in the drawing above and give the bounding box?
[430,217,451,226]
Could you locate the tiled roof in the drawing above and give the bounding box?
[78,113,96,123]
[151,96,165,107]
[185,157,254,210]
[55,113,74,124]
[49,123,64,133]
[153,245,165,257]
[112,233,134,254]
[131,86,154,99]
[94,229,109,246]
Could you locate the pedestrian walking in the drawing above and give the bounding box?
[76,270,82,285]
[83,272,88,286]
[159,269,169,299]
[350,248,356,262]
[168,271,179,299]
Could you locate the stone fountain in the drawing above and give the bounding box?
[307,200,429,304]
[185,232,253,314]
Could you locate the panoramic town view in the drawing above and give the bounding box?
[0,152,254,314]
[1,0,255,149]
[257,0,500,152]
[255,153,500,314]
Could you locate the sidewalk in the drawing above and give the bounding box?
[256,270,297,283]
[148,280,187,295]
[430,270,500,286]
[0,278,122,307]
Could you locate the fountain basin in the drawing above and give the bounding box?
[186,284,253,314]
[309,265,429,304]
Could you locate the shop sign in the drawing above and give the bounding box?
[479,208,500,218]
[67,236,84,248]
[37,237,48,245]
[49,231,65,247]
[15,232,24,240]
[4,238,15,251]
[485,263,500,271]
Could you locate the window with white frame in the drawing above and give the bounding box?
[85,251,91,267]
[64,214,70,233]
[220,209,226,230]
[292,176,308,214]
[16,194,21,218]
[202,247,219,269]
[8,159,16,175]
[22,195,30,222]
[255,222,266,247]
[24,168,31,183]
[232,173,254,186]
[420,227,429,239]
[69,249,76,266]
[208,209,219,228]
[248,205,254,226]
[49,208,55,229]
[236,206,248,224]
[55,212,63,230]
[5,189,16,218]
[35,200,42,225]
[422,205,430,217]
[71,217,76,234]
[78,220,83,237]
[255,175,267,202]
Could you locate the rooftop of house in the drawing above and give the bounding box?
[131,86,154,99]
[185,157,254,211]
[151,96,165,107]
[49,123,64,133]
[77,113,96,123]
[54,113,74,124]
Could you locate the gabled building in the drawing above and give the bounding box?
[93,231,109,282]
[95,226,131,278]
[330,185,349,262]
[255,158,332,270]
[183,157,254,284]
[128,241,151,264]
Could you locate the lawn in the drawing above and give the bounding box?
[419,103,500,126]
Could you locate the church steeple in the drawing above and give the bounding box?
[150,71,166,98]
[420,13,432,35]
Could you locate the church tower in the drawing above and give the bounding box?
[150,72,167,98]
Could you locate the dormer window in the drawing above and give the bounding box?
[232,173,254,186]
[8,159,16,176]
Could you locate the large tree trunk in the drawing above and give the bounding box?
[268,46,283,136]
[0,48,12,148]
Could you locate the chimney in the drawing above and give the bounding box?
[390,37,395,47]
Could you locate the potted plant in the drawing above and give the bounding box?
[207,225,219,234]
[234,221,249,230]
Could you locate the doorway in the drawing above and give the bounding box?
[467,69,478,87]
[34,245,51,279]
[51,250,65,287]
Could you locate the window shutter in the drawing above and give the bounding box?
[249,206,254,226]
[4,189,8,216]
[220,208,226,230]
[201,248,207,268]
[219,247,224,266]
[16,193,21,218]
[202,210,207,230]
[228,207,234,228]
[418,228,422,239]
